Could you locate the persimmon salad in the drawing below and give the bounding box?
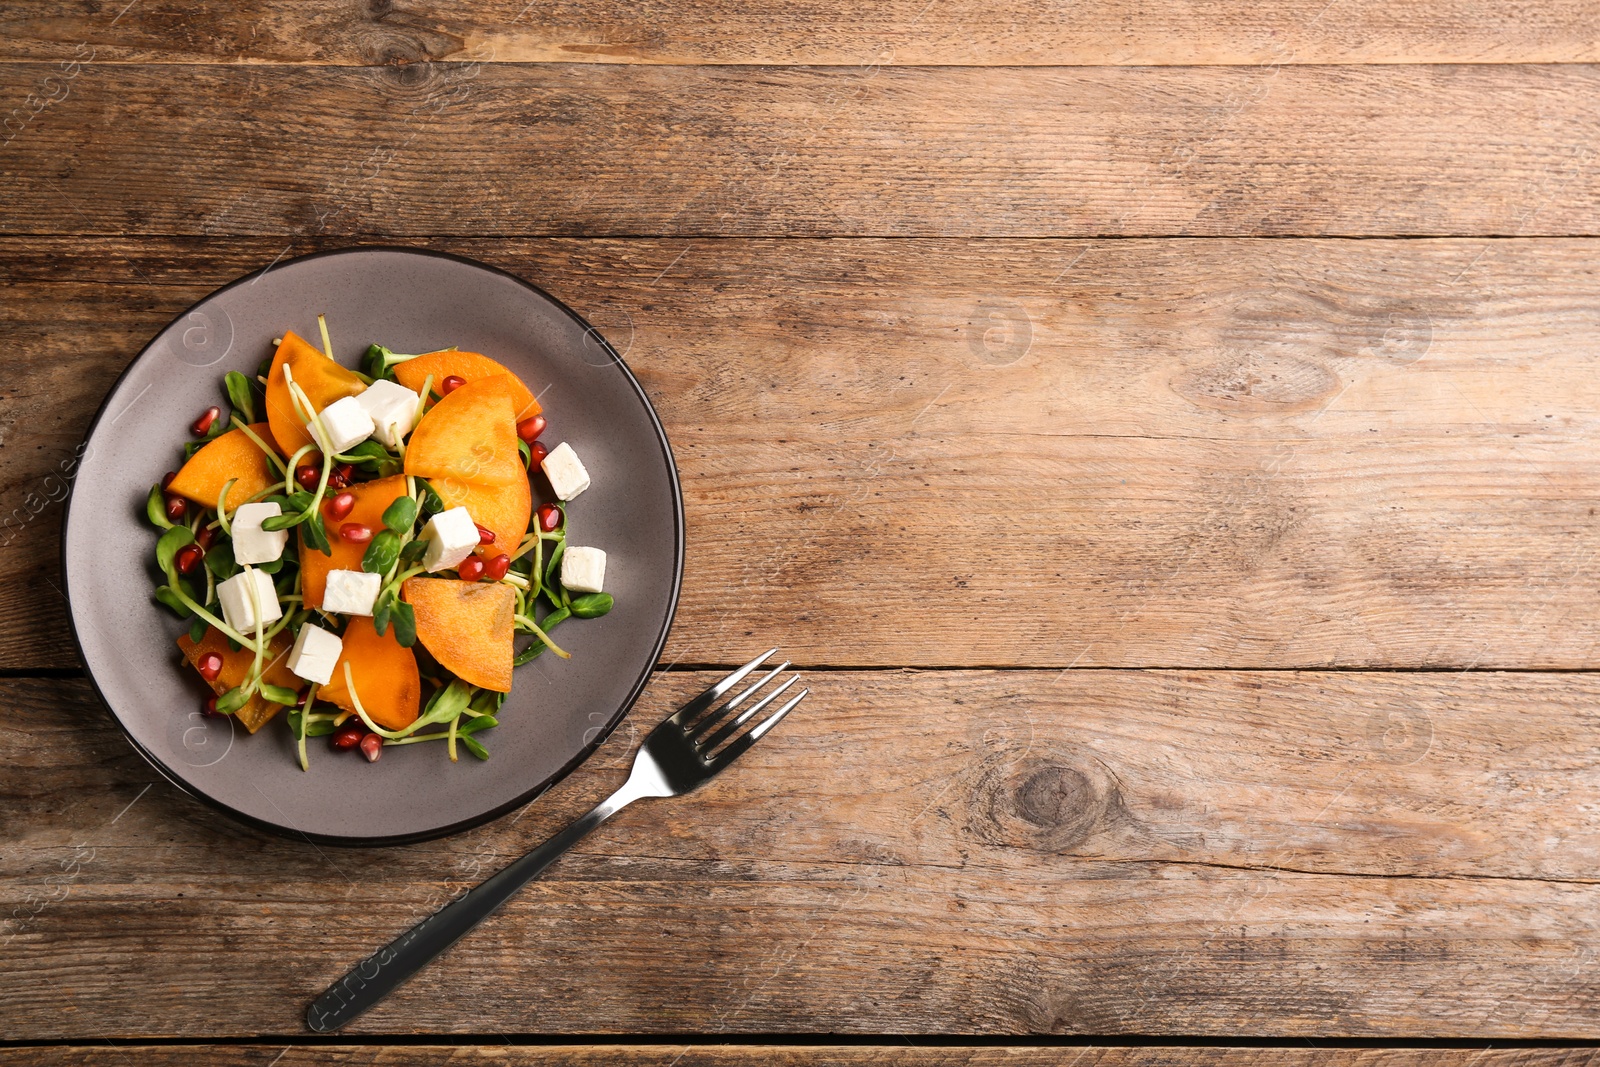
[146,317,613,769]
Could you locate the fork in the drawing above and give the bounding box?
[305,649,806,1033]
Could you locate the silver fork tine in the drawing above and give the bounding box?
[709,687,806,769]
[700,674,802,752]
[669,647,778,726]
[689,660,790,738]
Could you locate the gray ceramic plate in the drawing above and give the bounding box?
[63,247,684,845]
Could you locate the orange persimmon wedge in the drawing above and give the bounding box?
[168,422,280,511]
[394,351,541,420]
[434,473,530,562]
[298,474,408,610]
[265,330,367,456]
[318,616,421,731]
[402,577,515,693]
[403,375,523,489]
[177,626,303,734]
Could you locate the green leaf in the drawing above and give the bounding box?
[381,496,418,534]
[288,490,315,512]
[469,688,505,715]
[156,525,195,578]
[517,439,531,466]
[416,480,444,515]
[569,592,613,619]
[224,370,255,424]
[340,439,390,463]
[259,683,299,706]
[215,686,251,715]
[146,484,175,530]
[188,615,208,643]
[361,343,385,379]
[260,511,305,532]
[362,530,401,574]
[459,734,490,760]
[204,541,239,580]
[391,600,417,648]
[399,538,429,565]
[544,541,566,587]
[183,440,207,459]
[376,458,404,479]
[302,514,332,556]
[542,605,570,631]
[372,590,394,636]
[460,713,499,735]
[258,554,284,575]
[512,643,542,666]
[154,586,192,619]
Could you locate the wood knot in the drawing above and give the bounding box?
[967,752,1119,853]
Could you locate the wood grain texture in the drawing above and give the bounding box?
[8,669,1600,1039]
[4,1049,1600,1067]
[6,237,1600,670]
[4,64,1600,237]
[4,0,1598,66]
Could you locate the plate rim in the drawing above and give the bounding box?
[60,244,685,847]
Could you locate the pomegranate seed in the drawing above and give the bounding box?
[197,652,224,681]
[339,522,373,544]
[160,471,178,491]
[175,544,204,575]
[164,494,187,522]
[202,695,222,718]
[516,414,547,443]
[331,463,355,488]
[484,553,511,581]
[537,503,563,533]
[458,556,485,581]
[528,442,548,468]
[359,733,383,762]
[325,491,357,521]
[295,463,321,492]
[440,375,466,395]
[474,523,495,545]
[330,724,364,751]
[192,406,221,436]
[196,525,218,550]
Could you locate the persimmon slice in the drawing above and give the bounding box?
[318,616,421,731]
[265,330,366,455]
[298,474,408,610]
[403,577,515,693]
[167,422,279,511]
[403,375,523,488]
[394,351,540,420]
[177,626,303,734]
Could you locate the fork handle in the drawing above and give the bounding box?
[305,783,641,1033]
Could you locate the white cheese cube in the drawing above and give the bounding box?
[560,546,606,593]
[217,569,283,633]
[230,502,288,565]
[540,441,591,501]
[311,394,374,455]
[420,506,481,572]
[323,569,382,616]
[287,623,343,686]
[356,379,420,448]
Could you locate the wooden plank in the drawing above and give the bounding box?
[6,237,1600,670]
[4,64,1600,237]
[3,0,1598,66]
[3,1048,1598,1067]
[7,669,1600,1039]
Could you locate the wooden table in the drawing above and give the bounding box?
[6,1,1600,1063]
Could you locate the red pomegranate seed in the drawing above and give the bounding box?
[196,525,218,550]
[474,523,495,545]
[339,522,373,544]
[330,723,364,751]
[359,733,383,762]
[528,442,549,468]
[160,471,178,491]
[192,406,221,436]
[325,491,357,521]
[164,494,187,522]
[484,553,510,581]
[295,463,321,492]
[197,651,224,682]
[458,555,485,581]
[516,414,547,443]
[202,695,222,718]
[537,503,563,533]
[175,544,204,575]
[331,463,355,488]
[440,375,466,395]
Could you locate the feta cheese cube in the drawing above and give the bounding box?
[217,569,283,632]
[287,623,343,686]
[420,506,481,572]
[311,394,374,455]
[356,379,420,448]
[230,502,288,565]
[560,546,607,593]
[323,569,382,616]
[540,441,591,501]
